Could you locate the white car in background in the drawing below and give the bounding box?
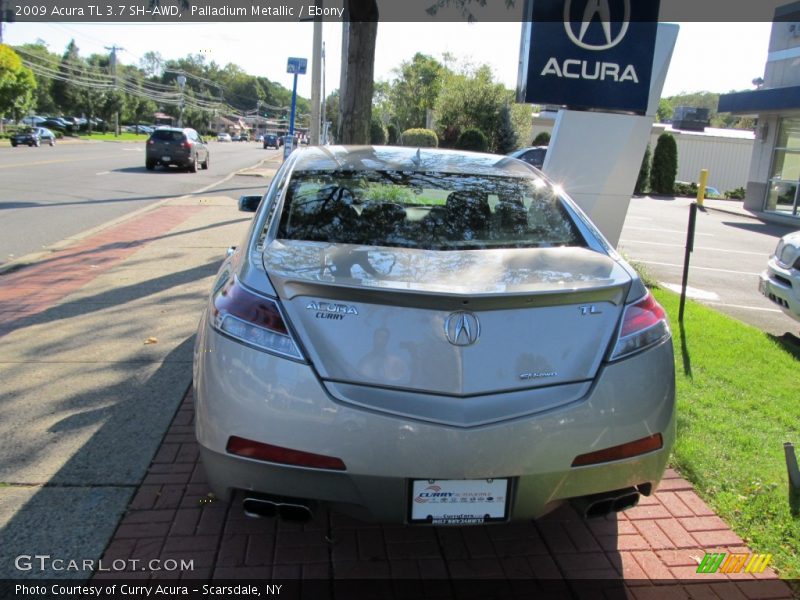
[760,230,800,323]
[217,132,232,142]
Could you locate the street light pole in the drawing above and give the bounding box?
[177,74,186,127]
[309,0,323,146]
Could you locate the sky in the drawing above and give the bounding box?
[3,20,774,103]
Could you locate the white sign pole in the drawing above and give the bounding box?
[542,23,679,247]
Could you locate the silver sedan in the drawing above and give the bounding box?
[193,146,676,525]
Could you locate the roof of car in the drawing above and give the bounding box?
[292,145,536,177]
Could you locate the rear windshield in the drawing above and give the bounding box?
[276,170,586,250]
[150,130,185,142]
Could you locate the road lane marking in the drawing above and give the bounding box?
[703,301,782,313]
[620,239,768,256]
[625,225,715,237]
[637,260,760,276]
[660,283,720,300]
[0,155,124,169]
[96,171,110,176]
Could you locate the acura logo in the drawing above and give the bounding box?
[563,0,630,51]
[444,311,480,347]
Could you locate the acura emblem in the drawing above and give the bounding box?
[563,0,630,51]
[444,311,480,347]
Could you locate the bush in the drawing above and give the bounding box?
[455,127,488,152]
[400,128,438,148]
[386,123,398,145]
[674,181,698,197]
[650,132,678,195]
[725,186,746,200]
[532,131,551,146]
[634,144,651,195]
[370,116,387,145]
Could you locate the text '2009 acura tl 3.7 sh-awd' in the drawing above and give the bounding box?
[193,146,676,526]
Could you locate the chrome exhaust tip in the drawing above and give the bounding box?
[243,495,314,522]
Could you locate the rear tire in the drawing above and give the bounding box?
[11,142,17,147]
[49,139,55,147]
[145,160,156,171]
[189,155,198,173]
[202,153,210,170]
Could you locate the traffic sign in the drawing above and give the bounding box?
[287,57,308,75]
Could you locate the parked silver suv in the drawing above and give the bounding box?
[145,127,209,172]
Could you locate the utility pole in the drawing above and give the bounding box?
[309,0,323,146]
[321,41,327,144]
[105,45,125,136]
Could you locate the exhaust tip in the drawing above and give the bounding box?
[242,495,314,522]
[612,492,640,513]
[279,503,314,523]
[585,499,614,519]
[243,498,278,519]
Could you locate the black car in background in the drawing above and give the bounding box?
[508,146,548,170]
[263,133,280,149]
[145,127,210,172]
[11,127,56,147]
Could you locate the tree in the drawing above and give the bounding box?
[52,40,86,115]
[0,44,37,127]
[495,104,517,154]
[656,98,672,123]
[338,0,379,144]
[388,53,445,131]
[370,115,386,145]
[634,144,651,195]
[650,133,678,195]
[15,43,57,115]
[434,64,508,150]
[139,51,164,78]
[324,90,340,143]
[386,123,398,145]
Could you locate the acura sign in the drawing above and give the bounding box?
[517,0,660,113]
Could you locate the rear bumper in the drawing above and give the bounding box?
[194,320,676,522]
[146,149,193,166]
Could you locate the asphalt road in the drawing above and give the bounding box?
[619,196,799,338]
[0,139,280,264]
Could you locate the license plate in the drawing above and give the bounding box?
[409,479,509,525]
[161,155,171,161]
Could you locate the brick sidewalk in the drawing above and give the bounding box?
[95,389,794,599]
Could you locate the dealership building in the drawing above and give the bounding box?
[719,0,800,222]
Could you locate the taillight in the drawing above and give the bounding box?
[608,291,670,361]
[227,436,346,470]
[147,140,154,145]
[210,276,304,360]
[182,140,192,149]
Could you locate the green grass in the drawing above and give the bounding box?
[653,288,800,578]
[77,132,150,141]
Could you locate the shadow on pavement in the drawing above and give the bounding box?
[0,339,195,579]
[722,220,796,238]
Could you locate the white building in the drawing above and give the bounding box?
[719,0,800,222]
[531,111,754,195]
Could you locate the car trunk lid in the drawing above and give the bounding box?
[265,241,630,396]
